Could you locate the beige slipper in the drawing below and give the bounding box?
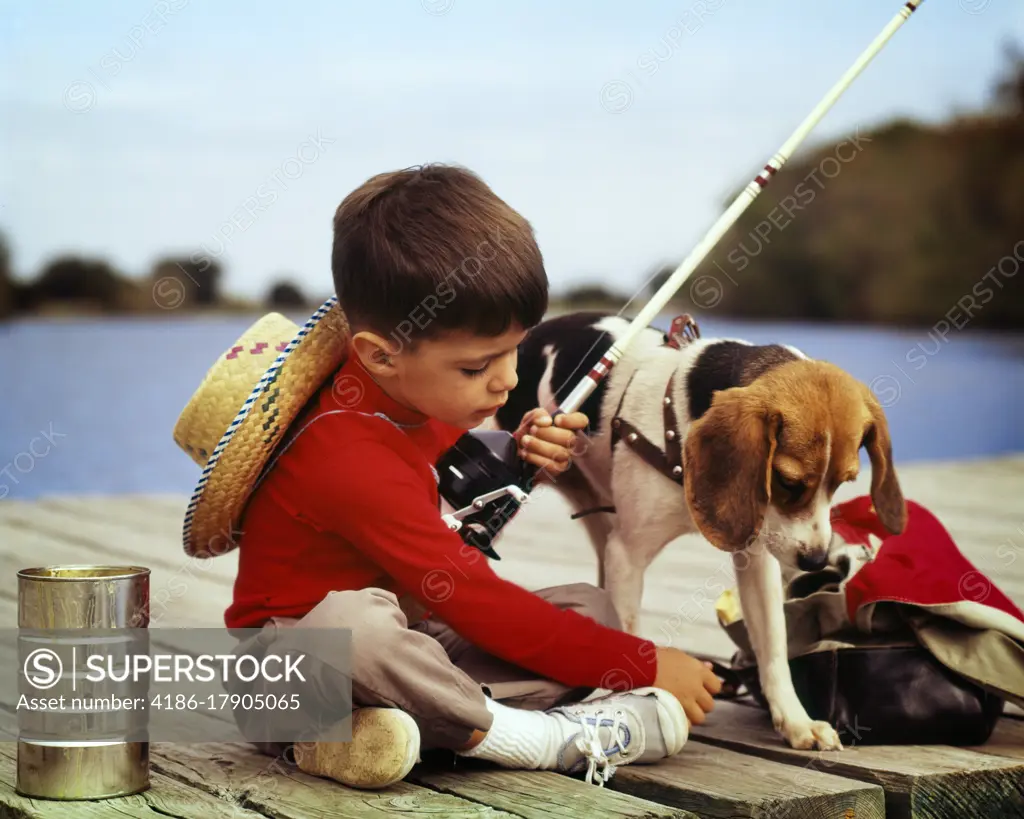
[293,708,421,790]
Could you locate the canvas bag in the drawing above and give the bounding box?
[715,496,1024,746]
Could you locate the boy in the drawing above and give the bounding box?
[173,164,721,790]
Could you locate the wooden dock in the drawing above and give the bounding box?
[1,454,1023,817]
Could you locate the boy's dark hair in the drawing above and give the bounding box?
[331,164,548,348]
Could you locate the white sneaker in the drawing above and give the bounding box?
[292,707,420,790]
[546,687,689,786]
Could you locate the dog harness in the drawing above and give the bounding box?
[571,315,700,520]
[611,313,701,485]
[609,371,685,485]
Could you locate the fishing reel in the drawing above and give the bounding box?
[437,430,532,560]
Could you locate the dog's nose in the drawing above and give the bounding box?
[797,551,830,573]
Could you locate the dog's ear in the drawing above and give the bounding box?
[861,387,907,535]
[684,388,780,551]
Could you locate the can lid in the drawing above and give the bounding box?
[17,566,151,582]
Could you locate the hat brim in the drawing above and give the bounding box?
[182,297,350,558]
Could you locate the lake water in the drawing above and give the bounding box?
[2,313,1022,500]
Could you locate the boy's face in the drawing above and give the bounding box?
[360,323,528,429]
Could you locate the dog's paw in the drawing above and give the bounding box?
[777,718,844,751]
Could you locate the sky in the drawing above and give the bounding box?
[2,0,1022,302]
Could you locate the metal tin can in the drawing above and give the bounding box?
[16,565,151,800]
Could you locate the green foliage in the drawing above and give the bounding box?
[659,47,1024,329]
[0,230,10,318]
[558,283,628,309]
[6,45,1023,328]
[993,40,1024,115]
[26,255,132,312]
[150,257,223,307]
[267,278,308,308]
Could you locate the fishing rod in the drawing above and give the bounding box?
[439,0,927,558]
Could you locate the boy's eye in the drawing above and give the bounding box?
[461,366,488,378]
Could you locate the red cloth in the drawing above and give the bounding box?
[831,496,1024,629]
[225,354,658,691]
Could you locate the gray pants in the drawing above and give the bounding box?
[231,582,621,752]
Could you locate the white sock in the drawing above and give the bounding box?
[458,698,567,769]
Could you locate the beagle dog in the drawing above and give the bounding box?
[490,311,907,751]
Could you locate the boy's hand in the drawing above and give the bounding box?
[513,408,588,481]
[653,647,723,726]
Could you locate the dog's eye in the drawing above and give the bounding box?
[773,470,804,495]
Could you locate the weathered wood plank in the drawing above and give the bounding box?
[892,474,1024,508]
[495,466,1024,659]
[691,700,1024,818]
[62,494,193,531]
[602,739,884,819]
[0,501,236,589]
[13,466,1023,660]
[502,488,1024,592]
[409,764,699,818]
[31,496,193,537]
[116,495,193,517]
[3,455,1023,817]
[969,718,1024,761]
[151,742,520,818]
[876,494,1024,525]
[0,520,231,628]
[0,742,267,819]
[939,457,1024,478]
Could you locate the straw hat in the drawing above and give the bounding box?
[173,297,350,558]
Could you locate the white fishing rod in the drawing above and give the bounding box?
[441,0,928,553]
[556,0,926,417]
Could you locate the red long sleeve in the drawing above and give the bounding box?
[226,353,659,691]
[299,423,658,691]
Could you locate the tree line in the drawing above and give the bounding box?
[0,248,317,317]
[565,43,1024,330]
[2,43,1022,328]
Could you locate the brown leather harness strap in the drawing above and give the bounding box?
[569,314,700,520]
[610,371,684,487]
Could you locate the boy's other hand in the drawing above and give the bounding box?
[653,647,723,726]
[513,408,588,481]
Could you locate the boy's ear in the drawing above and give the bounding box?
[351,331,398,375]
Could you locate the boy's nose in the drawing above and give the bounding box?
[491,358,518,392]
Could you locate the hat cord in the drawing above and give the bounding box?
[250,408,430,498]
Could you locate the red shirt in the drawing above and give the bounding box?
[226,354,658,691]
